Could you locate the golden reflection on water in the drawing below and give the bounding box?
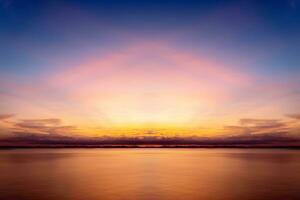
[0,149,300,200]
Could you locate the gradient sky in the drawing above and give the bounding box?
[0,0,300,144]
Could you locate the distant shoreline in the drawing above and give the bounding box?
[1,145,300,149]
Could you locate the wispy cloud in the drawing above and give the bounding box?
[0,115,77,138]
[224,116,300,137]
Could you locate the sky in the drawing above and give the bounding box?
[0,0,300,146]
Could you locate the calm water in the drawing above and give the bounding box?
[0,149,299,200]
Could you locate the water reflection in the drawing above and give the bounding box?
[0,149,299,200]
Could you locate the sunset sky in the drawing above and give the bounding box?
[0,0,300,146]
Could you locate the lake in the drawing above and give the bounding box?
[0,148,299,200]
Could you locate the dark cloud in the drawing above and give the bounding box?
[0,114,14,121]
[287,114,300,120]
[13,118,67,135]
